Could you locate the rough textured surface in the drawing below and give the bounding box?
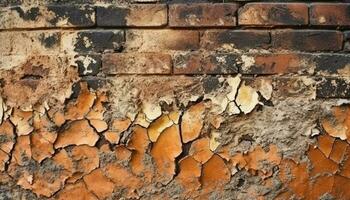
[0,1,350,200]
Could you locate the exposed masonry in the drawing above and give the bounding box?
[0,0,350,199]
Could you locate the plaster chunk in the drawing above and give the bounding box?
[68,145,99,183]
[142,102,162,121]
[201,154,230,190]
[151,125,182,184]
[0,120,15,154]
[181,103,206,143]
[176,156,201,193]
[56,181,97,200]
[189,137,213,164]
[256,79,273,100]
[226,75,241,101]
[148,114,174,142]
[236,83,260,114]
[322,105,350,141]
[54,120,99,148]
[89,119,108,133]
[65,82,96,121]
[83,169,115,199]
[10,109,34,136]
[227,102,241,115]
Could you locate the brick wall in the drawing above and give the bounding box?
[0,1,350,199]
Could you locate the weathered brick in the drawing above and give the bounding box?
[0,5,95,29]
[314,54,350,76]
[126,30,199,52]
[240,54,314,75]
[273,77,315,98]
[271,30,343,52]
[201,30,270,51]
[310,3,350,26]
[74,54,102,76]
[0,31,60,55]
[61,30,124,53]
[102,53,172,74]
[238,3,308,26]
[96,5,167,27]
[169,3,238,27]
[173,52,238,74]
[316,78,350,98]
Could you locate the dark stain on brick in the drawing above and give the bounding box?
[39,33,60,48]
[75,55,101,76]
[179,6,203,19]
[11,7,40,21]
[209,54,239,74]
[47,5,94,26]
[203,76,221,93]
[74,31,124,53]
[315,54,350,74]
[69,81,81,100]
[216,31,270,49]
[96,6,129,27]
[83,77,106,90]
[272,31,342,51]
[268,5,305,25]
[316,78,350,98]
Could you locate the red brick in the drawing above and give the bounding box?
[201,30,270,51]
[126,30,199,52]
[173,52,239,74]
[96,4,167,27]
[102,53,172,74]
[240,53,314,75]
[271,30,343,52]
[238,3,308,26]
[169,3,238,27]
[310,3,350,26]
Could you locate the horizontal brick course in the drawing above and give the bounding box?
[310,3,350,26]
[201,30,270,51]
[61,30,124,53]
[240,53,314,75]
[169,3,238,27]
[271,30,343,52]
[102,53,172,74]
[238,3,308,26]
[173,52,239,74]
[0,5,95,29]
[96,4,167,27]
[126,30,199,52]
[241,53,350,75]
